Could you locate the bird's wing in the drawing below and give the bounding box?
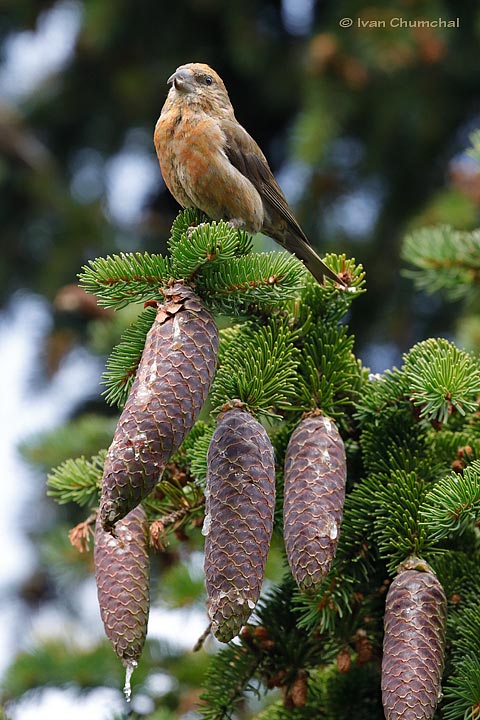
[221,119,311,246]
[222,119,345,286]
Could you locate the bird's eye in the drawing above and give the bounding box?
[204,75,214,85]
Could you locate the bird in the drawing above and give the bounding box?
[154,62,343,286]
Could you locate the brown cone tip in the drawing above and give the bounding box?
[283,414,346,592]
[204,408,276,642]
[381,562,447,720]
[99,284,219,532]
[94,504,150,670]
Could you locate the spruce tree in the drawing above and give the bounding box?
[36,165,480,717]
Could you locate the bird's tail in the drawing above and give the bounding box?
[288,233,345,286]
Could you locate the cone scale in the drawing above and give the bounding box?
[99,283,218,532]
[94,504,150,700]
[203,407,276,642]
[381,557,447,720]
[283,413,347,592]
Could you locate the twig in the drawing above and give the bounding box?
[68,512,97,552]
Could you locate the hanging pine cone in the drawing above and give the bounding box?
[204,407,276,642]
[381,557,447,720]
[100,283,218,532]
[283,413,347,592]
[94,504,150,699]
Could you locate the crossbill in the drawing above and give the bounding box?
[154,62,343,285]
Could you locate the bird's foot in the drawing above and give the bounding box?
[227,218,246,230]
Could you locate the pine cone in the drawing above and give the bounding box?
[381,557,447,720]
[204,408,276,642]
[283,413,346,592]
[94,504,150,674]
[100,283,218,531]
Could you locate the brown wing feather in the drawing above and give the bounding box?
[222,119,343,285]
[222,119,310,244]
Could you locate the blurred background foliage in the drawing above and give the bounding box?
[1,0,480,718]
[2,0,480,358]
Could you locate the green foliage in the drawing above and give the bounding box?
[102,305,157,407]
[197,251,307,315]
[337,475,379,572]
[404,338,480,423]
[354,368,411,427]
[297,257,366,326]
[360,410,431,477]
[402,225,480,301]
[142,472,204,528]
[299,323,360,415]
[430,550,480,605]
[47,451,105,507]
[420,461,480,541]
[80,210,319,319]
[254,664,383,720]
[443,655,480,720]
[1,640,134,698]
[142,422,213,533]
[428,428,480,469]
[199,640,263,720]
[294,569,355,635]
[200,580,326,720]
[168,214,253,278]
[443,598,480,720]
[372,471,432,573]
[20,414,116,468]
[44,206,480,719]
[321,664,383,720]
[211,319,301,416]
[185,425,214,484]
[79,252,171,309]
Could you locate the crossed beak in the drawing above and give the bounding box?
[167,69,194,92]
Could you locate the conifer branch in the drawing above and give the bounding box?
[419,461,480,540]
[354,368,411,427]
[443,600,480,720]
[102,306,156,407]
[360,410,436,478]
[197,252,307,315]
[294,569,355,634]
[79,252,170,309]
[184,425,214,483]
[372,470,432,572]
[404,338,480,424]
[199,640,264,720]
[298,256,366,325]
[402,225,480,300]
[210,319,302,416]
[443,655,480,720]
[150,497,205,551]
[47,451,106,507]
[299,323,359,414]
[169,217,253,278]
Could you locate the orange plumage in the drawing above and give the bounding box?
[154,62,342,285]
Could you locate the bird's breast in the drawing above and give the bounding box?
[154,106,264,233]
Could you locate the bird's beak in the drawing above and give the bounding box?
[167,69,194,92]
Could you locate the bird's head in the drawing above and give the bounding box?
[167,63,233,116]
